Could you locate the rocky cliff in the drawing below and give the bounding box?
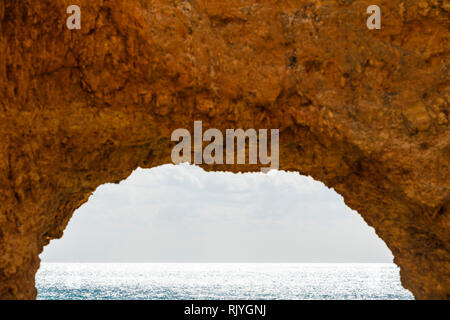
[0,0,449,299]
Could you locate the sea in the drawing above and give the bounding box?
[36,263,414,300]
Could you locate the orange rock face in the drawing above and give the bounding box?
[0,0,449,299]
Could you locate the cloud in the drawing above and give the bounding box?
[41,164,393,263]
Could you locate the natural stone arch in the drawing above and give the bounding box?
[0,0,448,299]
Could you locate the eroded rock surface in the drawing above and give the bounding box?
[0,0,449,299]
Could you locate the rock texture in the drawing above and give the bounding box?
[0,0,449,299]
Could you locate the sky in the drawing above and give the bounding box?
[41,164,393,263]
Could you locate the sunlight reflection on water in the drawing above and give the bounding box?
[36,263,414,300]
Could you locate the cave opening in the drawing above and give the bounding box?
[37,164,413,300]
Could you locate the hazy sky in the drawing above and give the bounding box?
[41,164,393,263]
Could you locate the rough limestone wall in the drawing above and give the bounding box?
[0,0,448,299]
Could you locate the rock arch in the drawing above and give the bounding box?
[0,0,448,299]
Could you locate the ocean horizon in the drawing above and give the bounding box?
[36,263,414,300]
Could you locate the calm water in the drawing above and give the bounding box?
[36,263,414,300]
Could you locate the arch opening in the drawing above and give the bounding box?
[37,164,413,300]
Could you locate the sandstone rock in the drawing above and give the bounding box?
[0,0,448,299]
